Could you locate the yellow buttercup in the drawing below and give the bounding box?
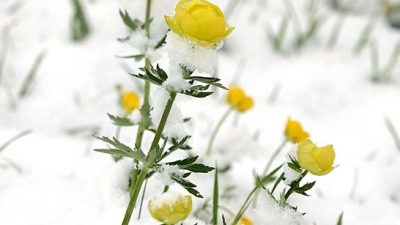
[226,87,254,113]
[297,140,336,176]
[121,91,140,114]
[148,192,192,224]
[165,0,234,47]
[285,118,309,143]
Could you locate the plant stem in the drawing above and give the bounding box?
[262,139,288,176]
[283,170,308,203]
[253,140,288,207]
[130,0,153,194]
[122,92,177,225]
[230,165,282,225]
[137,178,149,220]
[206,108,234,156]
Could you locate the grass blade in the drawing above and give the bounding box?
[18,50,46,98]
[0,130,32,153]
[384,117,400,152]
[212,165,219,225]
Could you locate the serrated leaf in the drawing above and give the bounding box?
[107,113,135,126]
[119,10,142,31]
[183,163,214,173]
[167,156,199,166]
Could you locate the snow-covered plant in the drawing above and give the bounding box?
[94,0,234,224]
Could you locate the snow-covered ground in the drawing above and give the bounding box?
[1,0,400,224]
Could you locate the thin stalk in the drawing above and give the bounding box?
[206,108,234,156]
[137,178,149,220]
[382,39,400,80]
[130,0,153,193]
[253,140,288,207]
[262,139,288,176]
[230,165,282,225]
[283,170,308,202]
[122,92,177,225]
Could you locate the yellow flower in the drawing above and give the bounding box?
[148,192,192,225]
[237,96,254,112]
[285,118,309,143]
[297,139,336,176]
[226,87,254,113]
[165,0,234,47]
[121,91,140,114]
[237,216,253,225]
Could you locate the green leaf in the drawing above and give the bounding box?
[70,0,91,41]
[155,34,167,49]
[212,165,219,225]
[183,163,214,173]
[336,212,344,225]
[167,156,199,166]
[172,176,203,198]
[119,9,143,32]
[116,54,145,62]
[94,136,145,161]
[107,113,135,126]
[18,50,46,98]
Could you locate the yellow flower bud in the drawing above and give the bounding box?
[226,87,254,113]
[226,87,245,107]
[237,216,253,225]
[285,118,309,143]
[297,140,336,176]
[148,192,192,225]
[165,0,234,47]
[121,91,140,114]
[237,96,254,112]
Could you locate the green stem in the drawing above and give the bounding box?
[122,92,177,225]
[230,165,282,225]
[283,170,308,203]
[252,140,287,208]
[206,108,233,156]
[137,178,149,220]
[130,0,152,194]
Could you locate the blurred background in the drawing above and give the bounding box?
[1,0,400,224]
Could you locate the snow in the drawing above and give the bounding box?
[253,193,306,225]
[155,164,184,186]
[283,145,301,186]
[1,0,400,224]
[165,31,219,75]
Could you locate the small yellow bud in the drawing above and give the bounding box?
[226,87,245,107]
[285,118,309,143]
[148,192,192,225]
[297,140,336,176]
[226,87,254,113]
[237,96,254,112]
[121,91,140,114]
[237,216,253,225]
[165,0,234,47]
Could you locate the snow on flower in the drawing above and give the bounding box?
[165,31,219,75]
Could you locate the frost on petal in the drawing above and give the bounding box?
[254,194,307,225]
[165,31,218,75]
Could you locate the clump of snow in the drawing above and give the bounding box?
[150,88,188,139]
[126,29,161,62]
[283,145,301,185]
[254,193,307,225]
[155,164,184,186]
[149,191,185,209]
[165,31,218,75]
[163,64,191,92]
